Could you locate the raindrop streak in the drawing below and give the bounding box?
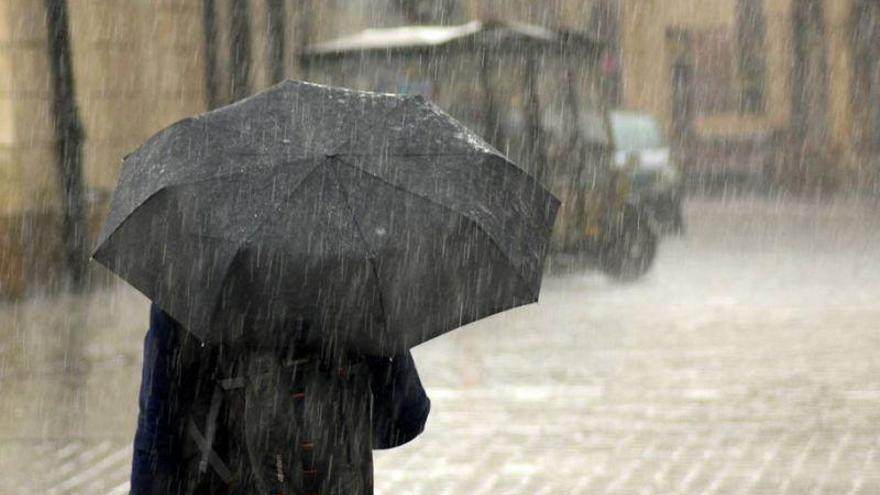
[1,1,880,494]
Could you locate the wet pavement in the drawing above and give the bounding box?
[1,195,879,494]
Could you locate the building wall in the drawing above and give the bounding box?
[0,1,63,295]
[0,0,207,295]
[0,0,872,293]
[0,0,373,295]
[72,0,206,193]
[1,1,55,217]
[824,0,855,160]
[617,0,862,170]
[1,0,207,212]
[461,0,589,27]
[619,0,785,137]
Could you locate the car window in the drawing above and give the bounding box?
[609,112,666,152]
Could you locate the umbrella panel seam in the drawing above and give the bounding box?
[97,169,278,251]
[335,152,554,216]
[325,158,391,334]
[203,161,329,337]
[332,156,539,300]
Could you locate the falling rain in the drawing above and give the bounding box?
[1,1,879,494]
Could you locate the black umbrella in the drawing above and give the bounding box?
[93,80,559,355]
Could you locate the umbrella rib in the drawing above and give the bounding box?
[95,171,264,252]
[203,161,328,334]
[106,151,334,247]
[335,152,549,196]
[395,152,553,237]
[332,156,539,300]
[328,96,416,156]
[324,158,391,332]
[338,152,485,157]
[173,114,325,161]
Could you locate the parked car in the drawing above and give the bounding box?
[549,109,684,280]
[608,110,685,236]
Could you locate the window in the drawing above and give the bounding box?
[692,28,738,116]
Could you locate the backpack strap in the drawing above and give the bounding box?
[188,375,246,483]
[219,376,246,389]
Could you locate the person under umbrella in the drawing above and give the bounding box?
[131,303,430,494]
[95,81,559,494]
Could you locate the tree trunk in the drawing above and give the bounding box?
[478,50,501,149]
[523,55,548,185]
[871,60,880,153]
[44,0,87,291]
[565,66,583,160]
[791,3,808,141]
[267,0,286,84]
[202,0,221,109]
[230,0,253,101]
[295,0,314,78]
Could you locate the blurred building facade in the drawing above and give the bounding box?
[420,0,880,191]
[0,0,460,296]
[615,0,880,191]
[1,0,878,295]
[1,1,209,295]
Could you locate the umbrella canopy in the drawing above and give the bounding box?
[93,80,559,355]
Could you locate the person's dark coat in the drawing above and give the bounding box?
[131,304,430,494]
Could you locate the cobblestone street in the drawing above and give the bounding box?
[1,195,879,494]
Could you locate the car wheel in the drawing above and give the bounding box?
[601,212,658,281]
